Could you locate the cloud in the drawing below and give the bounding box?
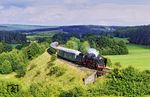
[0,0,150,25]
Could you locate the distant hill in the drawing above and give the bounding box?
[0,24,55,32]
[0,24,118,34]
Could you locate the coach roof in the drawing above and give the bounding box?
[57,46,81,55]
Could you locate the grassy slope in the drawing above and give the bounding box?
[0,51,88,96]
[0,49,149,97]
[105,44,150,70]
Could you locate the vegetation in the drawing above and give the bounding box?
[85,35,128,55]
[114,26,150,46]
[0,49,149,97]
[106,44,150,70]
[0,31,27,44]
[105,67,150,97]
[65,37,90,54]
[0,25,150,97]
[52,32,80,44]
[0,42,12,53]
[0,42,47,77]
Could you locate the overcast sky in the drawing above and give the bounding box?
[0,0,150,26]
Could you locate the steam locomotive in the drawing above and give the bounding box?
[49,42,107,71]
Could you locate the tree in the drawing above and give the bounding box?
[15,63,27,77]
[80,41,90,53]
[65,37,81,50]
[0,60,12,74]
[66,41,78,50]
[0,42,4,53]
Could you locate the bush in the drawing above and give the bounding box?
[23,42,46,60]
[106,58,112,67]
[59,86,87,97]
[114,62,121,68]
[0,79,30,97]
[0,60,12,74]
[51,54,57,62]
[15,63,27,78]
[105,66,150,97]
[48,66,66,77]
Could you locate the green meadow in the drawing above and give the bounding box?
[105,44,150,70]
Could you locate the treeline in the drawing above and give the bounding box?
[52,32,80,44]
[0,42,12,54]
[65,36,128,55]
[65,37,90,54]
[0,42,47,77]
[0,31,27,44]
[84,35,128,55]
[114,26,150,45]
[52,33,128,55]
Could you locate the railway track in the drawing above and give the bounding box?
[58,58,111,76]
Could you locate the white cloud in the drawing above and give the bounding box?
[0,1,150,26]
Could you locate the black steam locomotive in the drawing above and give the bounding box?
[49,42,107,71]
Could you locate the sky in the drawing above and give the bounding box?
[0,0,150,26]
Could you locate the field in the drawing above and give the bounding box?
[105,44,150,70]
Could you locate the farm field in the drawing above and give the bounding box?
[105,44,150,70]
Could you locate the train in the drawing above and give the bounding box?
[49,42,107,71]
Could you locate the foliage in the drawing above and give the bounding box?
[0,31,27,44]
[114,62,121,68]
[52,32,80,44]
[0,60,12,74]
[84,35,128,55]
[51,54,57,62]
[114,26,150,46]
[0,79,30,97]
[59,86,87,97]
[65,37,90,53]
[15,63,27,77]
[0,42,5,53]
[106,58,112,67]
[0,42,12,54]
[80,41,90,54]
[65,37,80,50]
[0,42,46,76]
[49,65,66,77]
[105,66,150,97]
[23,42,46,60]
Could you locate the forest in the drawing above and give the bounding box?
[0,25,150,97]
[114,25,150,45]
[0,31,27,44]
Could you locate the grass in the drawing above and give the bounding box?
[0,48,149,96]
[105,44,150,70]
[27,30,60,41]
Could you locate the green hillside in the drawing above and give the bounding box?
[105,44,150,70]
[0,51,90,97]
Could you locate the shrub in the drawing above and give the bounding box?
[48,66,66,77]
[51,54,57,62]
[15,63,27,78]
[106,58,112,67]
[59,86,87,97]
[114,62,121,68]
[105,66,150,97]
[0,60,12,74]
